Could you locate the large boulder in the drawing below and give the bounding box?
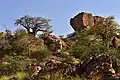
[75,54,120,80]
[70,12,104,30]
[75,54,113,77]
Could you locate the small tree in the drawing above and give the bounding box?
[88,16,118,48]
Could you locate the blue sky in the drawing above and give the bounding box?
[0,0,120,36]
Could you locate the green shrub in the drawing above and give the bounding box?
[0,55,36,76]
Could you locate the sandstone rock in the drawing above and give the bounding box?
[70,12,104,30]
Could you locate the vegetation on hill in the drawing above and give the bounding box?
[0,15,120,80]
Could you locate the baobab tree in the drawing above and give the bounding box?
[15,15,52,36]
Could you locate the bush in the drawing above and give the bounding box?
[0,55,36,76]
[30,47,52,61]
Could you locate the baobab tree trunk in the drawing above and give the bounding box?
[32,29,37,37]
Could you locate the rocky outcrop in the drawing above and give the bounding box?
[44,34,71,51]
[31,54,120,79]
[76,54,113,77]
[32,56,77,77]
[70,12,104,30]
[76,54,120,80]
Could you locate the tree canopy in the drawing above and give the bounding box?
[15,15,52,36]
